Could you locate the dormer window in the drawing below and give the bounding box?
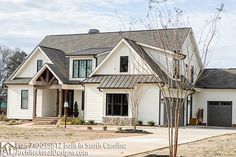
[37,60,43,72]
[73,60,92,78]
[120,56,128,72]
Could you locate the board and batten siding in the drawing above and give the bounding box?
[84,84,103,123]
[193,89,236,125]
[7,85,34,119]
[16,48,52,78]
[138,84,160,125]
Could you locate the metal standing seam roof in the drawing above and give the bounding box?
[82,75,157,89]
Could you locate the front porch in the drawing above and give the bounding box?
[30,66,84,119]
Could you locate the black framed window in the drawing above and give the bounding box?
[191,66,194,83]
[81,91,85,111]
[21,90,28,109]
[173,59,180,79]
[37,60,43,72]
[106,94,128,116]
[120,56,128,72]
[73,60,92,78]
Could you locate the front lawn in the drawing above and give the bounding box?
[133,133,236,157]
[0,124,140,142]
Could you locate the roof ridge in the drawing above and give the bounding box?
[45,27,192,37]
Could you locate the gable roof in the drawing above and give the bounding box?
[39,28,191,54]
[196,69,236,89]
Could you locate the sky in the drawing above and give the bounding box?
[0,0,236,68]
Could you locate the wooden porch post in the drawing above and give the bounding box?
[58,89,63,117]
[32,88,37,119]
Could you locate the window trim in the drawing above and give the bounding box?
[106,93,129,116]
[120,56,129,73]
[21,90,29,109]
[37,60,43,72]
[72,59,92,78]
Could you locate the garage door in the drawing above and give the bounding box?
[207,101,232,127]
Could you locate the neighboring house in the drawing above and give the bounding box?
[5,28,236,127]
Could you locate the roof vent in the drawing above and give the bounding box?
[88,29,100,34]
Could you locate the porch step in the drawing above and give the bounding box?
[33,117,59,125]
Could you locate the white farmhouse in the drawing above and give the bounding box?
[5,28,236,127]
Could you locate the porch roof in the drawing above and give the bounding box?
[83,75,157,89]
[5,78,32,85]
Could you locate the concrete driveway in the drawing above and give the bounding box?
[85,126,236,157]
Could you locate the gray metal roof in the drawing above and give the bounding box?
[83,75,157,89]
[196,69,236,89]
[66,47,112,56]
[39,28,191,54]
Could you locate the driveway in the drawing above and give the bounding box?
[84,126,236,157]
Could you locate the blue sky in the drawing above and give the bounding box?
[0,0,235,68]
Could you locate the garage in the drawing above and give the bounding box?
[207,101,232,127]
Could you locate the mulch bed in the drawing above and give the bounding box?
[116,129,152,134]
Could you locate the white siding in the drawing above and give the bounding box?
[95,42,151,75]
[181,34,202,81]
[41,89,57,117]
[7,85,33,119]
[138,85,160,125]
[16,48,51,78]
[193,89,236,125]
[84,84,103,123]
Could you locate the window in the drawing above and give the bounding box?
[37,60,43,72]
[173,59,180,79]
[21,90,28,109]
[120,56,128,72]
[73,60,92,78]
[81,91,85,111]
[191,66,194,83]
[106,94,128,116]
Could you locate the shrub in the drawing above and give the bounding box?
[103,126,107,131]
[73,101,79,117]
[88,120,94,125]
[0,114,7,121]
[87,126,92,130]
[147,121,155,126]
[117,127,122,131]
[7,120,22,125]
[138,120,143,126]
[71,118,84,125]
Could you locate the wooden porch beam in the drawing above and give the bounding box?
[32,88,37,119]
[58,89,63,117]
[49,76,56,85]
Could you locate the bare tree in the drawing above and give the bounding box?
[128,83,143,131]
[122,0,223,156]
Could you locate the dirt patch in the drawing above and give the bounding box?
[0,125,141,142]
[132,133,236,157]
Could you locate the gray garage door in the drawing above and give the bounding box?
[207,101,232,127]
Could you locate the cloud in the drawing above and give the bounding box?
[0,0,236,68]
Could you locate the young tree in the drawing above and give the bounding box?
[129,83,143,131]
[0,46,27,100]
[124,0,223,156]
